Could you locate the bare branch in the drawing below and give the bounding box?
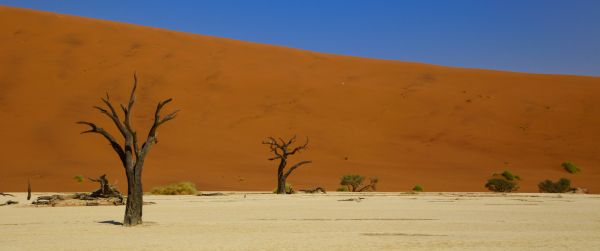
[262,137,284,160]
[284,160,312,178]
[140,98,177,159]
[288,137,309,155]
[122,73,137,129]
[97,94,129,139]
[120,74,139,158]
[286,135,296,146]
[77,121,126,165]
[159,110,179,125]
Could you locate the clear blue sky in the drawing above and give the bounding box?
[1,0,599,76]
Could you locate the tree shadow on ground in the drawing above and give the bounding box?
[98,220,122,226]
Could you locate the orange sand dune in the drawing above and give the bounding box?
[1,6,599,193]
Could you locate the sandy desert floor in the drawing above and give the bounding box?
[1,192,599,250]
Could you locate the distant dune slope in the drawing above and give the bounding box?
[1,6,599,192]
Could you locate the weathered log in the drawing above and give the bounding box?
[299,187,327,194]
[88,174,123,199]
[0,200,18,206]
[338,197,365,202]
[197,192,226,196]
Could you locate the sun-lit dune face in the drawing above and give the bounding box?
[0,6,599,193]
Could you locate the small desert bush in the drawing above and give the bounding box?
[73,175,84,183]
[561,162,580,174]
[273,183,294,194]
[340,174,364,192]
[412,184,424,192]
[336,186,350,192]
[485,178,518,192]
[538,178,571,193]
[150,182,198,195]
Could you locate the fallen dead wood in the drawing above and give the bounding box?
[197,192,226,196]
[0,200,18,206]
[338,197,365,202]
[299,187,327,194]
[32,174,124,207]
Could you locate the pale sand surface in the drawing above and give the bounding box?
[1,192,599,250]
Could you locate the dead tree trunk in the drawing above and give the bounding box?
[263,135,312,194]
[27,179,31,200]
[77,73,178,226]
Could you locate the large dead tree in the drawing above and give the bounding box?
[77,74,178,226]
[263,135,311,194]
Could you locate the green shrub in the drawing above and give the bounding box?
[273,183,294,194]
[336,186,350,192]
[538,178,571,193]
[412,184,424,192]
[74,175,84,183]
[485,178,519,192]
[150,182,198,195]
[562,162,580,174]
[339,174,378,192]
[501,170,520,181]
[340,174,364,192]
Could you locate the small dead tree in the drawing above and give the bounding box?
[263,135,311,194]
[27,179,31,200]
[77,74,178,226]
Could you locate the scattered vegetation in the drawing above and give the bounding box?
[150,182,198,195]
[74,175,84,183]
[273,183,294,194]
[339,174,378,192]
[538,178,571,193]
[412,184,424,192]
[485,178,519,192]
[485,170,520,192]
[561,162,581,174]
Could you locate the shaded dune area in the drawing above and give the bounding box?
[1,6,599,192]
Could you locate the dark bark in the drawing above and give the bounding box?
[77,73,177,226]
[263,136,311,194]
[123,168,143,226]
[299,187,326,193]
[27,179,31,200]
[88,174,123,199]
[357,178,379,192]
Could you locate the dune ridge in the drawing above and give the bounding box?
[1,6,599,192]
